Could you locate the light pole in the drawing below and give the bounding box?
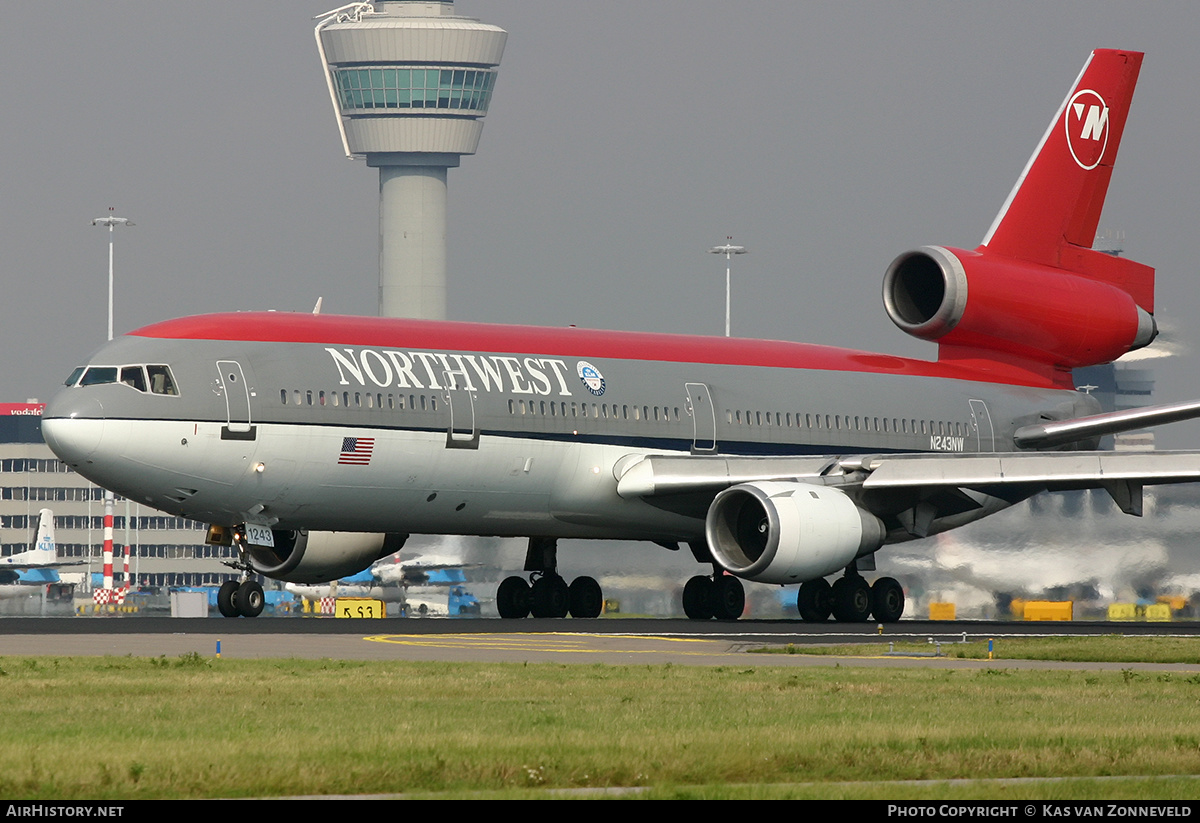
[91,209,133,343]
[91,209,133,595]
[708,238,747,337]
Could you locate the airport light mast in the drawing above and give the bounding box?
[315,1,506,320]
[708,239,747,337]
[91,209,133,344]
[91,209,133,596]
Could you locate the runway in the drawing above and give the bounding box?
[3,617,1199,669]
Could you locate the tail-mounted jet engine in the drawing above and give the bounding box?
[883,245,1156,372]
[704,482,886,584]
[243,530,406,584]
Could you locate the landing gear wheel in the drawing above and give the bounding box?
[682,575,715,620]
[830,576,871,622]
[568,576,603,618]
[871,577,905,622]
[712,576,745,620]
[496,576,531,619]
[530,575,570,618]
[797,578,833,622]
[237,580,265,618]
[217,580,239,618]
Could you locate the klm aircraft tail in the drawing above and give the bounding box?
[0,509,57,568]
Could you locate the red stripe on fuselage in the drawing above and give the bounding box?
[129,313,1057,388]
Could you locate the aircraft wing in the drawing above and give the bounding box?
[616,450,1200,526]
[0,557,88,569]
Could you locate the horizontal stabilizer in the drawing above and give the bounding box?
[857,450,1200,491]
[1013,398,1200,449]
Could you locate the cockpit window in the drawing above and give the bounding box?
[79,367,118,386]
[121,366,147,392]
[146,365,178,396]
[72,364,179,395]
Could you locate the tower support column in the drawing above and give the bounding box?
[377,164,449,320]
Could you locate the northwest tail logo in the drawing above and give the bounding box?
[1066,89,1109,170]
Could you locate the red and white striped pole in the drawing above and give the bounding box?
[102,497,114,591]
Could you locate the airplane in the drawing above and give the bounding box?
[286,566,481,617]
[280,549,468,603]
[284,567,408,610]
[41,49,1200,621]
[0,509,79,599]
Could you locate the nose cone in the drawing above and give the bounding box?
[41,390,105,467]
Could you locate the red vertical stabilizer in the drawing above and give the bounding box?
[980,49,1153,312]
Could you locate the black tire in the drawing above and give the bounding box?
[796,578,833,622]
[217,580,239,618]
[530,575,570,618]
[237,580,265,618]
[496,576,530,619]
[682,575,714,620]
[830,576,871,622]
[871,577,905,622]
[568,576,604,618]
[711,575,745,621]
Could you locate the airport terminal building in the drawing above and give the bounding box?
[0,402,236,589]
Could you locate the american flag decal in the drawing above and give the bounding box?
[338,436,375,466]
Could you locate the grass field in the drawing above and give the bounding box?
[757,635,1200,664]
[2,639,1200,799]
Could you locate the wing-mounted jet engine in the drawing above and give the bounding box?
[240,529,406,584]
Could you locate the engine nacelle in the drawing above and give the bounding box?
[883,245,1156,370]
[704,482,885,585]
[244,530,406,584]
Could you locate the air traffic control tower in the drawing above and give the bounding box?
[315,1,506,320]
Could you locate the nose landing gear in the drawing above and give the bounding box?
[215,578,265,618]
[216,527,266,617]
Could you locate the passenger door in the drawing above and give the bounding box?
[216,360,256,440]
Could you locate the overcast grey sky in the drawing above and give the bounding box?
[3,1,1199,443]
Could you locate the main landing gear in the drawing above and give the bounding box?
[496,538,604,619]
[796,571,905,623]
[681,541,746,621]
[682,573,745,621]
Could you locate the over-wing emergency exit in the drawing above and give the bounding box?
[43,49,1200,621]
